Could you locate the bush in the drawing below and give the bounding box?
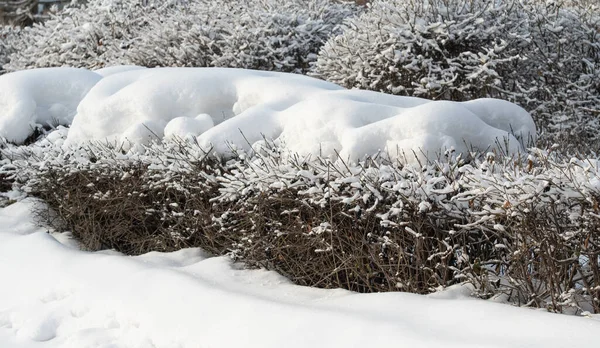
[3,137,599,314]
[315,0,522,100]
[0,25,19,74]
[126,0,358,73]
[314,0,600,151]
[2,0,169,71]
[2,0,358,74]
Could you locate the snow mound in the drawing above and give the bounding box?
[0,68,102,144]
[64,67,535,160]
[278,92,535,161]
[65,68,343,149]
[0,66,535,159]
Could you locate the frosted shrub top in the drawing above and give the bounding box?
[0,67,536,161]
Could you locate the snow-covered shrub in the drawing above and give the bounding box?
[315,0,600,149]
[215,0,358,72]
[3,0,358,73]
[117,1,222,69]
[2,0,163,71]
[3,136,599,313]
[0,25,19,74]
[124,0,358,73]
[315,0,525,100]
[517,0,600,144]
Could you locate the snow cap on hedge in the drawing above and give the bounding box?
[63,67,535,161]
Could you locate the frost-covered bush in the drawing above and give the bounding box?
[216,0,358,72]
[518,0,600,143]
[2,135,599,314]
[315,0,525,100]
[3,0,358,73]
[2,0,158,70]
[0,25,19,75]
[124,0,358,73]
[118,1,222,69]
[315,0,600,149]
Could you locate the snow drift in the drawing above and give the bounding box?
[0,67,536,160]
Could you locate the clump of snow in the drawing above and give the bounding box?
[64,67,344,149]
[279,93,534,161]
[0,68,102,144]
[64,67,535,161]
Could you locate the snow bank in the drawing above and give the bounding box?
[0,67,536,160]
[0,200,598,348]
[0,68,102,144]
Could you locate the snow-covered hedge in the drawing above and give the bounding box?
[2,136,599,314]
[314,0,600,147]
[2,0,358,73]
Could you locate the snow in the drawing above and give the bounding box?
[0,68,102,144]
[92,65,147,77]
[0,199,598,348]
[67,67,535,161]
[65,68,343,151]
[164,114,214,141]
[0,66,535,160]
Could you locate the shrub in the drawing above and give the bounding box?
[314,0,600,151]
[125,0,358,73]
[315,0,526,99]
[2,0,165,71]
[3,137,599,314]
[0,24,19,74]
[519,0,600,146]
[2,0,358,74]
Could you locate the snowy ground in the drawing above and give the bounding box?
[0,199,599,348]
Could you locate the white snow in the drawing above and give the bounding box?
[66,67,535,161]
[65,68,344,152]
[0,68,102,144]
[164,114,214,141]
[0,199,598,348]
[0,66,535,160]
[92,65,147,77]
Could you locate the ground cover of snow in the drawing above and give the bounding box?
[0,67,535,161]
[0,199,599,348]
